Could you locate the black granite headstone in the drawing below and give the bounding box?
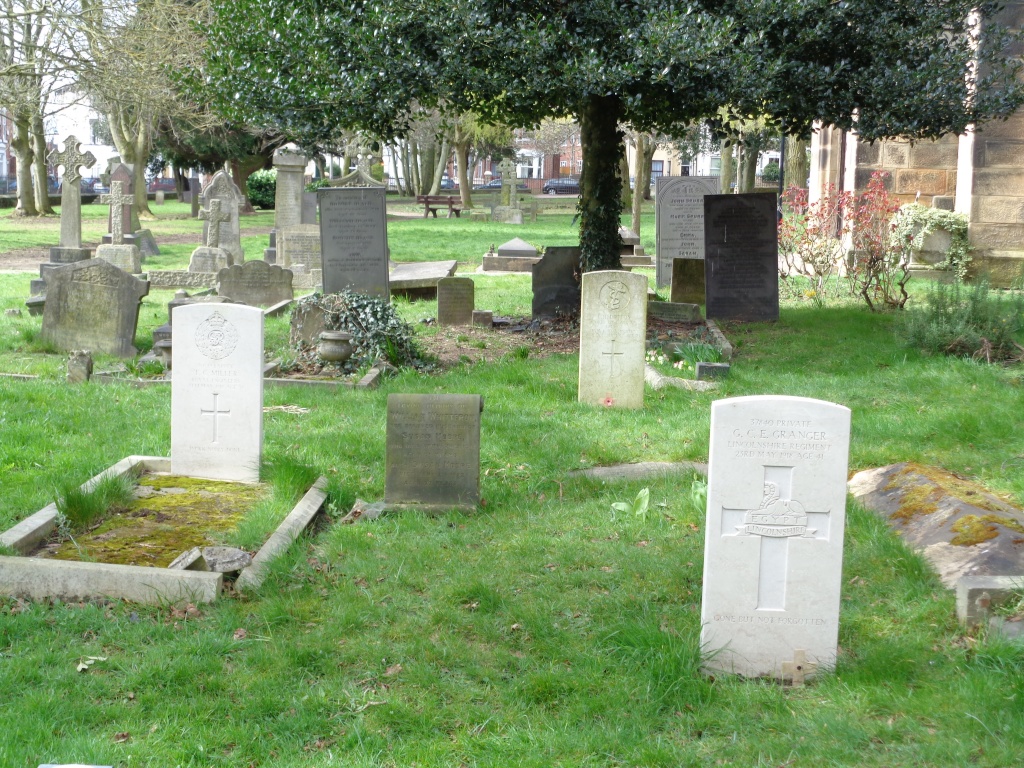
[531,246,581,318]
[704,193,778,322]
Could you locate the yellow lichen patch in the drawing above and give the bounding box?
[950,514,1024,547]
[888,463,1012,513]
[44,474,265,567]
[889,482,942,524]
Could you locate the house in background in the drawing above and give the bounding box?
[46,88,118,182]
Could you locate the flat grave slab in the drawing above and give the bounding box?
[389,260,458,298]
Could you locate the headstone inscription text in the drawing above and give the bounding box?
[700,395,851,680]
[655,176,719,288]
[385,394,483,511]
[704,193,779,321]
[318,187,389,297]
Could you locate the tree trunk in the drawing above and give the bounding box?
[632,133,655,235]
[429,138,449,195]
[619,148,632,210]
[409,140,421,194]
[454,132,473,208]
[231,158,263,214]
[31,114,54,214]
[720,139,734,194]
[739,137,760,192]
[578,94,624,272]
[11,113,38,217]
[785,136,810,191]
[107,107,155,220]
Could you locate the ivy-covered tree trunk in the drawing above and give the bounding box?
[578,94,624,272]
[11,114,38,217]
[31,114,54,215]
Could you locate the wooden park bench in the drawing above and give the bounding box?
[417,195,463,218]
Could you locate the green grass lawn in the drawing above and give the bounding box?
[1,209,1023,766]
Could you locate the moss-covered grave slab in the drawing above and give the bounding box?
[0,456,328,605]
[849,462,1024,587]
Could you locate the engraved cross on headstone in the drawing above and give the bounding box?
[199,199,231,248]
[47,135,95,185]
[99,181,133,245]
[602,339,624,377]
[200,392,231,444]
[720,465,831,611]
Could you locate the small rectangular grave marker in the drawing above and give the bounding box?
[704,193,779,321]
[578,271,647,409]
[385,394,483,511]
[318,187,389,297]
[216,261,294,307]
[700,395,851,680]
[671,258,706,304]
[436,277,475,326]
[532,246,581,318]
[171,304,264,483]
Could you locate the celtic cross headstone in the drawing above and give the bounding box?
[99,181,133,245]
[47,135,95,254]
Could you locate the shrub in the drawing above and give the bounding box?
[848,172,912,311]
[761,162,780,184]
[778,184,851,307]
[247,169,277,209]
[898,279,1024,362]
[305,178,331,193]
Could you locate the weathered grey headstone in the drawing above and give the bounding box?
[704,193,779,322]
[436,277,475,326]
[104,164,137,246]
[264,150,308,262]
[99,181,133,246]
[171,303,264,483]
[472,310,493,327]
[289,302,327,345]
[647,300,701,323]
[190,175,201,218]
[47,135,95,263]
[41,259,149,357]
[200,170,245,264]
[578,271,647,409]
[385,394,483,512]
[155,190,165,205]
[491,157,524,224]
[671,257,706,304]
[188,246,230,274]
[532,246,581,318]
[301,191,318,225]
[66,350,93,383]
[278,224,322,274]
[216,261,294,307]
[318,186,389,297]
[701,395,851,681]
[656,176,719,288]
[94,243,142,274]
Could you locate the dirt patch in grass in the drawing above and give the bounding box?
[420,315,706,368]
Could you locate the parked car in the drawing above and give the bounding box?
[542,177,581,195]
[147,177,177,193]
[439,176,458,190]
[472,177,529,192]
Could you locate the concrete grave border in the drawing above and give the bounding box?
[0,456,328,605]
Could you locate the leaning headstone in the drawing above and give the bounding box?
[578,271,647,409]
[96,180,143,273]
[278,224,322,274]
[41,259,149,357]
[655,176,719,288]
[531,246,581,318]
[385,394,483,512]
[436,277,475,326]
[171,303,264,483]
[670,257,706,304]
[47,135,95,263]
[700,395,851,681]
[200,170,245,264]
[216,261,294,307]
[264,149,308,262]
[318,186,389,297]
[704,192,779,322]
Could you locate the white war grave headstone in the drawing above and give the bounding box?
[318,186,389,297]
[189,199,233,273]
[47,135,96,263]
[655,176,719,288]
[200,170,245,264]
[171,303,264,483]
[578,270,647,409]
[95,181,142,273]
[700,395,851,682]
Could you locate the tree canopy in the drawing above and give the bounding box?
[202,0,1024,270]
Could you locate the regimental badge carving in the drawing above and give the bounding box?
[736,481,816,539]
[599,280,630,311]
[194,311,238,360]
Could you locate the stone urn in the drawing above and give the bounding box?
[154,339,173,370]
[318,330,354,364]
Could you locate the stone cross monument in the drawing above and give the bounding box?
[47,135,96,263]
[200,199,231,249]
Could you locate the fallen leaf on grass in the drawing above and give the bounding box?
[384,663,403,677]
[233,628,248,640]
[113,731,131,743]
[76,656,107,672]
